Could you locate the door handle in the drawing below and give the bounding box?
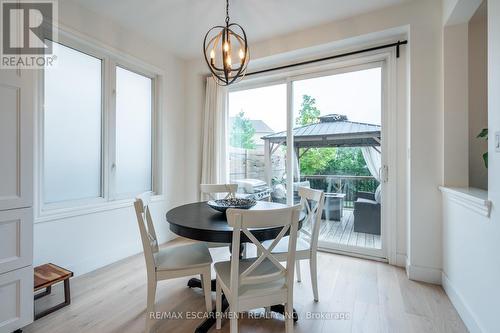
[380,165,389,183]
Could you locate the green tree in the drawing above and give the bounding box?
[296,95,320,126]
[230,111,256,149]
[296,95,335,175]
[299,148,334,175]
[324,148,370,176]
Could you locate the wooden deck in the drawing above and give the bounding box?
[302,209,382,249]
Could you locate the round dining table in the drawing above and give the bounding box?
[166,201,304,333]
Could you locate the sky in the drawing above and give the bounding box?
[228,67,382,133]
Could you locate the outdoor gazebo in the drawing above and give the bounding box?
[261,113,382,236]
[261,114,381,185]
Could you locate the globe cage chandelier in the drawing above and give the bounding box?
[203,0,249,86]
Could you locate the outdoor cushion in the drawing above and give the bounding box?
[357,198,378,204]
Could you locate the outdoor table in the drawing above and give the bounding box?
[323,192,346,221]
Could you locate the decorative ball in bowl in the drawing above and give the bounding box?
[207,198,257,213]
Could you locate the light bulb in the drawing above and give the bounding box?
[223,41,229,52]
[210,49,215,59]
[238,48,245,59]
[226,56,232,66]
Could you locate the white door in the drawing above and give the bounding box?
[0,68,34,211]
[0,67,35,332]
[290,61,389,259]
[0,208,33,275]
[0,266,33,332]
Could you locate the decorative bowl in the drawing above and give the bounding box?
[207,198,257,213]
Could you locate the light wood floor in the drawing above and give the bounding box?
[303,210,382,250]
[25,241,467,333]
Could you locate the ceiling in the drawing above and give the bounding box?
[71,0,411,59]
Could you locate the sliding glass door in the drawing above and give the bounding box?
[228,60,388,259]
[292,65,384,257]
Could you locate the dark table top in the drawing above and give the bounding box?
[166,201,304,244]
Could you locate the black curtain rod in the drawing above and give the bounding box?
[246,40,408,77]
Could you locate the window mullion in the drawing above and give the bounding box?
[107,58,118,201]
[286,79,294,205]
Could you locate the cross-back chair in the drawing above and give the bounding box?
[261,187,325,301]
[214,204,302,333]
[200,183,238,200]
[134,192,213,332]
[200,184,239,250]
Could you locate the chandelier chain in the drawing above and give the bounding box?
[225,0,230,24]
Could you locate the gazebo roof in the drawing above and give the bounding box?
[262,114,381,148]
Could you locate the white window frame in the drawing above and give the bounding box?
[227,48,398,263]
[35,27,164,223]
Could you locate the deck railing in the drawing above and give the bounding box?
[301,175,379,208]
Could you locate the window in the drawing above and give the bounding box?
[41,38,158,211]
[43,42,103,203]
[115,67,153,197]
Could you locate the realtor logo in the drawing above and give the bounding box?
[1,0,58,68]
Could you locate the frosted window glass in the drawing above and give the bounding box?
[115,67,152,196]
[43,41,102,203]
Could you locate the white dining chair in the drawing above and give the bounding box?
[200,183,238,200]
[215,204,302,333]
[200,183,239,250]
[134,192,213,332]
[261,187,325,302]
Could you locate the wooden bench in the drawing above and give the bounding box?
[34,263,73,320]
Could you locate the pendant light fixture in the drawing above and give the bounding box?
[203,0,249,86]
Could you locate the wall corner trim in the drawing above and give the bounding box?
[439,186,491,217]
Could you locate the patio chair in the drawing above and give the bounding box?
[353,187,381,235]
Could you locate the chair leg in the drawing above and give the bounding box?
[216,280,222,330]
[285,302,294,333]
[201,271,212,313]
[146,278,157,333]
[229,306,238,333]
[310,255,319,302]
[295,260,301,282]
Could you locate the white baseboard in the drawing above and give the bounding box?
[394,253,407,267]
[441,272,483,333]
[405,262,442,284]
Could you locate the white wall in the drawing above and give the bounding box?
[482,0,500,330]
[442,194,496,333]
[443,23,469,187]
[441,0,500,332]
[33,0,187,276]
[486,7,500,331]
[468,2,488,190]
[444,0,483,25]
[184,0,444,278]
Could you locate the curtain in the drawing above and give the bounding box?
[200,77,228,198]
[361,146,381,182]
